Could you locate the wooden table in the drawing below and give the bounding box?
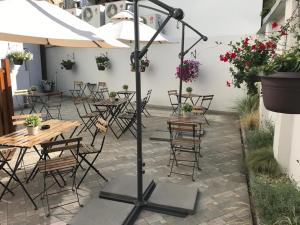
[177,93,202,106]
[93,98,128,138]
[167,114,204,125]
[0,119,80,209]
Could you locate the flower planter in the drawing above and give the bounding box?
[27,126,39,135]
[110,97,115,102]
[131,66,146,72]
[249,75,261,83]
[261,72,300,114]
[187,91,192,95]
[97,64,106,71]
[63,64,74,70]
[13,58,24,65]
[182,111,192,118]
[123,89,128,92]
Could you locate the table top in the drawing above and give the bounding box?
[117,90,136,95]
[167,115,204,125]
[16,91,62,97]
[178,93,202,98]
[0,120,80,148]
[93,98,128,107]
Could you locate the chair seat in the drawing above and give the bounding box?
[82,112,98,118]
[0,148,16,161]
[37,156,76,173]
[171,137,201,147]
[79,144,99,154]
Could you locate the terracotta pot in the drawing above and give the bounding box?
[27,126,39,135]
[97,63,106,71]
[13,58,23,65]
[261,72,300,114]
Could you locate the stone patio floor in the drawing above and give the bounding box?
[0,100,252,225]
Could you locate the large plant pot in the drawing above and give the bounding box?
[13,58,24,65]
[27,126,39,135]
[261,72,300,114]
[97,63,106,71]
[249,75,261,83]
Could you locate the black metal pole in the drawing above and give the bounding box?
[178,24,185,107]
[133,0,144,204]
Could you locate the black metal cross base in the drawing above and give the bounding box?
[71,174,199,225]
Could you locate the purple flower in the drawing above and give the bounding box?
[175,59,200,82]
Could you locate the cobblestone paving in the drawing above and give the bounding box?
[0,100,252,225]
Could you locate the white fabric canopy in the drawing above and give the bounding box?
[98,11,169,43]
[0,0,128,48]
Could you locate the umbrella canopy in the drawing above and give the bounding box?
[0,0,128,48]
[98,11,169,43]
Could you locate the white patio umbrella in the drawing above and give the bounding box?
[98,10,169,43]
[0,0,128,48]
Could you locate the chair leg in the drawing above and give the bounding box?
[43,172,51,217]
[0,180,14,197]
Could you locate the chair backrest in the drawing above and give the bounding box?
[41,137,82,154]
[12,113,42,126]
[98,82,107,90]
[200,95,214,110]
[146,89,152,102]
[46,92,63,103]
[91,118,108,147]
[167,121,198,140]
[98,87,109,99]
[14,89,30,96]
[74,81,84,90]
[168,90,178,105]
[73,97,90,116]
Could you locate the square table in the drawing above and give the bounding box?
[0,119,81,209]
[93,98,128,138]
[178,93,202,106]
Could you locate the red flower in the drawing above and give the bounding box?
[226,80,232,87]
[243,37,249,46]
[266,40,276,49]
[259,43,266,50]
[230,52,237,59]
[251,44,257,50]
[280,31,288,36]
[245,61,251,66]
[237,48,242,52]
[271,21,279,29]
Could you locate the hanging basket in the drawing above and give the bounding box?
[97,63,106,71]
[13,58,24,65]
[261,72,300,114]
[62,64,74,70]
[131,65,146,72]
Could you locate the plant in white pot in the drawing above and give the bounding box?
[7,49,33,65]
[123,84,129,91]
[182,103,193,117]
[109,91,117,102]
[24,115,41,135]
[186,87,193,95]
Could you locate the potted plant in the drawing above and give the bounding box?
[95,54,110,71]
[41,80,55,93]
[24,115,41,135]
[7,49,33,65]
[123,84,129,91]
[182,103,193,117]
[131,59,150,72]
[175,59,200,83]
[186,87,193,95]
[29,85,38,92]
[61,59,75,70]
[109,91,117,101]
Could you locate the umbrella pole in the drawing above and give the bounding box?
[133,0,144,205]
[178,24,185,111]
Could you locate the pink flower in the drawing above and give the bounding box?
[226,80,232,87]
[271,21,279,29]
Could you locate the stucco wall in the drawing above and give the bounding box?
[46,0,262,111]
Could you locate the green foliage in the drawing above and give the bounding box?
[252,176,300,225]
[24,115,41,127]
[186,87,193,93]
[247,124,274,150]
[61,59,75,67]
[95,54,110,67]
[247,146,281,177]
[109,91,117,98]
[7,50,33,61]
[267,48,300,73]
[30,86,38,91]
[182,103,193,112]
[122,84,128,90]
[233,94,259,116]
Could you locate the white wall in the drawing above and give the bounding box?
[46,0,262,111]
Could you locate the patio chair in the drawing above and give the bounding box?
[42,92,63,120]
[75,118,108,189]
[167,121,202,181]
[95,87,109,101]
[37,137,83,217]
[168,90,179,115]
[74,97,98,136]
[14,89,31,114]
[0,147,16,200]
[143,89,152,117]
[70,81,85,97]
[196,95,214,125]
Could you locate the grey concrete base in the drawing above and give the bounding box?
[147,182,199,216]
[100,174,155,203]
[70,198,134,225]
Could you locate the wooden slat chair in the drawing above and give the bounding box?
[143,89,152,117]
[168,90,179,115]
[75,118,108,189]
[167,121,202,181]
[14,89,32,114]
[70,81,85,97]
[95,87,109,101]
[0,147,16,200]
[194,95,214,125]
[43,92,63,120]
[37,137,83,217]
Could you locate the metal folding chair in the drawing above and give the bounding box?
[70,81,85,97]
[167,121,202,181]
[197,95,214,125]
[14,89,31,114]
[168,90,179,115]
[37,137,83,216]
[74,98,98,136]
[143,89,152,117]
[42,92,63,120]
[75,118,108,189]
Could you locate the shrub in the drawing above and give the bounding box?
[247,146,281,177]
[233,94,259,116]
[252,176,300,225]
[241,110,259,130]
[247,124,274,150]
[182,103,193,112]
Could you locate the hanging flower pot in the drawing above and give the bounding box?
[7,49,33,66]
[61,59,75,70]
[13,58,24,65]
[95,54,110,71]
[97,63,106,71]
[175,59,200,83]
[261,72,300,114]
